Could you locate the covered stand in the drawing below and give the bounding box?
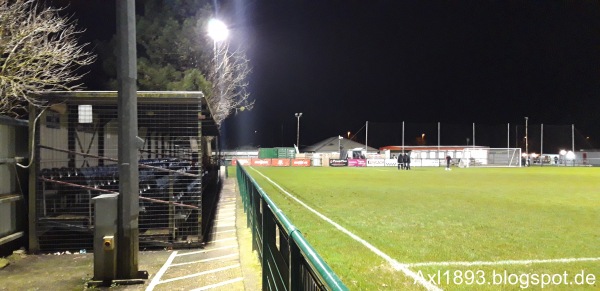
[28,91,220,252]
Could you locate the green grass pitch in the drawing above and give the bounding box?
[240,166,600,290]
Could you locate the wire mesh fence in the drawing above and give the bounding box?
[33,91,218,252]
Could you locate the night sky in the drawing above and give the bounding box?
[67,1,600,149]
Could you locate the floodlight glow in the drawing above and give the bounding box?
[566,151,575,160]
[530,153,538,158]
[559,149,567,156]
[207,19,229,42]
[522,153,528,157]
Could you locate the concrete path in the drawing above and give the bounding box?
[145,178,252,291]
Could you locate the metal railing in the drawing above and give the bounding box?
[236,164,348,291]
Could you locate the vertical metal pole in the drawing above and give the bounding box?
[365,121,368,155]
[525,117,529,158]
[472,123,475,148]
[437,122,440,157]
[572,124,575,152]
[402,121,405,154]
[288,237,301,289]
[295,113,301,148]
[261,199,272,289]
[507,122,510,163]
[116,0,140,279]
[507,123,510,149]
[27,104,40,252]
[541,124,544,157]
[338,137,341,158]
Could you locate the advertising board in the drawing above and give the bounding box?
[329,159,348,167]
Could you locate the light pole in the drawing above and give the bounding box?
[295,112,302,147]
[338,135,343,158]
[525,116,529,165]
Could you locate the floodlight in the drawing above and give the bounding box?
[559,149,567,156]
[566,151,575,160]
[207,19,229,42]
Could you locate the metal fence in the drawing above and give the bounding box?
[363,121,593,154]
[29,91,219,252]
[236,163,348,291]
[0,116,28,256]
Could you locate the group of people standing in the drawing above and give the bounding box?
[396,153,411,170]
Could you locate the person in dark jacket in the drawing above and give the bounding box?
[445,155,452,171]
[397,153,403,170]
[404,153,411,170]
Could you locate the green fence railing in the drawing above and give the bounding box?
[236,164,348,291]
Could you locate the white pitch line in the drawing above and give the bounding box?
[170,253,239,267]
[176,245,237,256]
[251,168,441,291]
[158,264,241,284]
[190,277,244,291]
[145,250,178,291]
[408,257,600,268]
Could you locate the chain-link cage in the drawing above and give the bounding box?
[32,91,219,252]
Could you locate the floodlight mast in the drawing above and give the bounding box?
[525,117,529,165]
[116,0,144,280]
[295,113,302,148]
[338,135,343,158]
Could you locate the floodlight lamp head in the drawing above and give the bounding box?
[207,19,229,42]
[295,112,302,118]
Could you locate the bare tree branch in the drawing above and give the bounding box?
[0,0,96,117]
[207,41,253,125]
